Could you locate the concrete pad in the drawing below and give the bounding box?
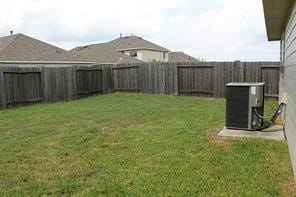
[217,125,285,141]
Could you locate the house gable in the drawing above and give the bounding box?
[109,36,169,52]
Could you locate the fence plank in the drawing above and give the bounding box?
[102,65,112,94]
[0,67,6,108]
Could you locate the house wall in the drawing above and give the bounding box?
[140,50,168,62]
[281,0,296,177]
[124,50,168,62]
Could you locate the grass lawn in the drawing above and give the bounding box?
[0,93,295,196]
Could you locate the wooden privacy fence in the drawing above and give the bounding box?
[77,67,103,98]
[112,66,140,92]
[0,61,279,109]
[260,65,280,98]
[177,65,214,97]
[0,65,112,109]
[112,61,280,98]
[3,67,42,107]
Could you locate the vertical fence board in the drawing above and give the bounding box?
[102,65,112,94]
[0,67,6,108]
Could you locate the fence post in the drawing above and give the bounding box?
[103,65,115,94]
[41,66,45,103]
[241,61,246,82]
[72,66,78,99]
[212,63,218,98]
[41,66,49,103]
[161,63,165,94]
[0,67,6,109]
[173,64,178,95]
[232,60,240,82]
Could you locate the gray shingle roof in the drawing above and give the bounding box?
[0,34,196,64]
[70,43,143,64]
[0,34,17,55]
[0,33,78,61]
[168,52,199,63]
[109,36,169,52]
[70,35,170,64]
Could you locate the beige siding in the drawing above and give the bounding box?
[281,1,296,177]
[140,50,168,62]
[123,51,143,60]
[123,49,168,62]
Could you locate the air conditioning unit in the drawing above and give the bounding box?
[225,83,265,130]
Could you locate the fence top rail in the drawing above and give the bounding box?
[177,65,214,69]
[116,61,279,67]
[0,61,96,65]
[76,68,103,71]
[260,65,280,68]
[112,65,140,69]
[3,71,41,74]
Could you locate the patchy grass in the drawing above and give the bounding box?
[0,93,294,196]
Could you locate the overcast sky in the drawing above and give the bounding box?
[0,0,280,61]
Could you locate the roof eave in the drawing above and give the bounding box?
[0,60,96,65]
[262,0,294,41]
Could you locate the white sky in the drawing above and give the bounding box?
[0,0,280,61]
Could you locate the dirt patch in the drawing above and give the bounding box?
[213,137,233,147]
[282,178,296,196]
[266,151,296,195]
[205,128,233,147]
[275,116,284,125]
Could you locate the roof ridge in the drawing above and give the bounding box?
[21,34,67,52]
[111,35,169,52]
[70,41,111,51]
[139,37,167,48]
[0,34,21,56]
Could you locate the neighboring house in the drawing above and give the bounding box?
[0,33,198,65]
[0,33,73,61]
[168,52,199,63]
[71,35,170,63]
[108,36,169,62]
[0,33,93,66]
[70,42,143,64]
[262,0,296,177]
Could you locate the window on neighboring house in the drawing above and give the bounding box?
[129,50,137,57]
[163,52,166,59]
